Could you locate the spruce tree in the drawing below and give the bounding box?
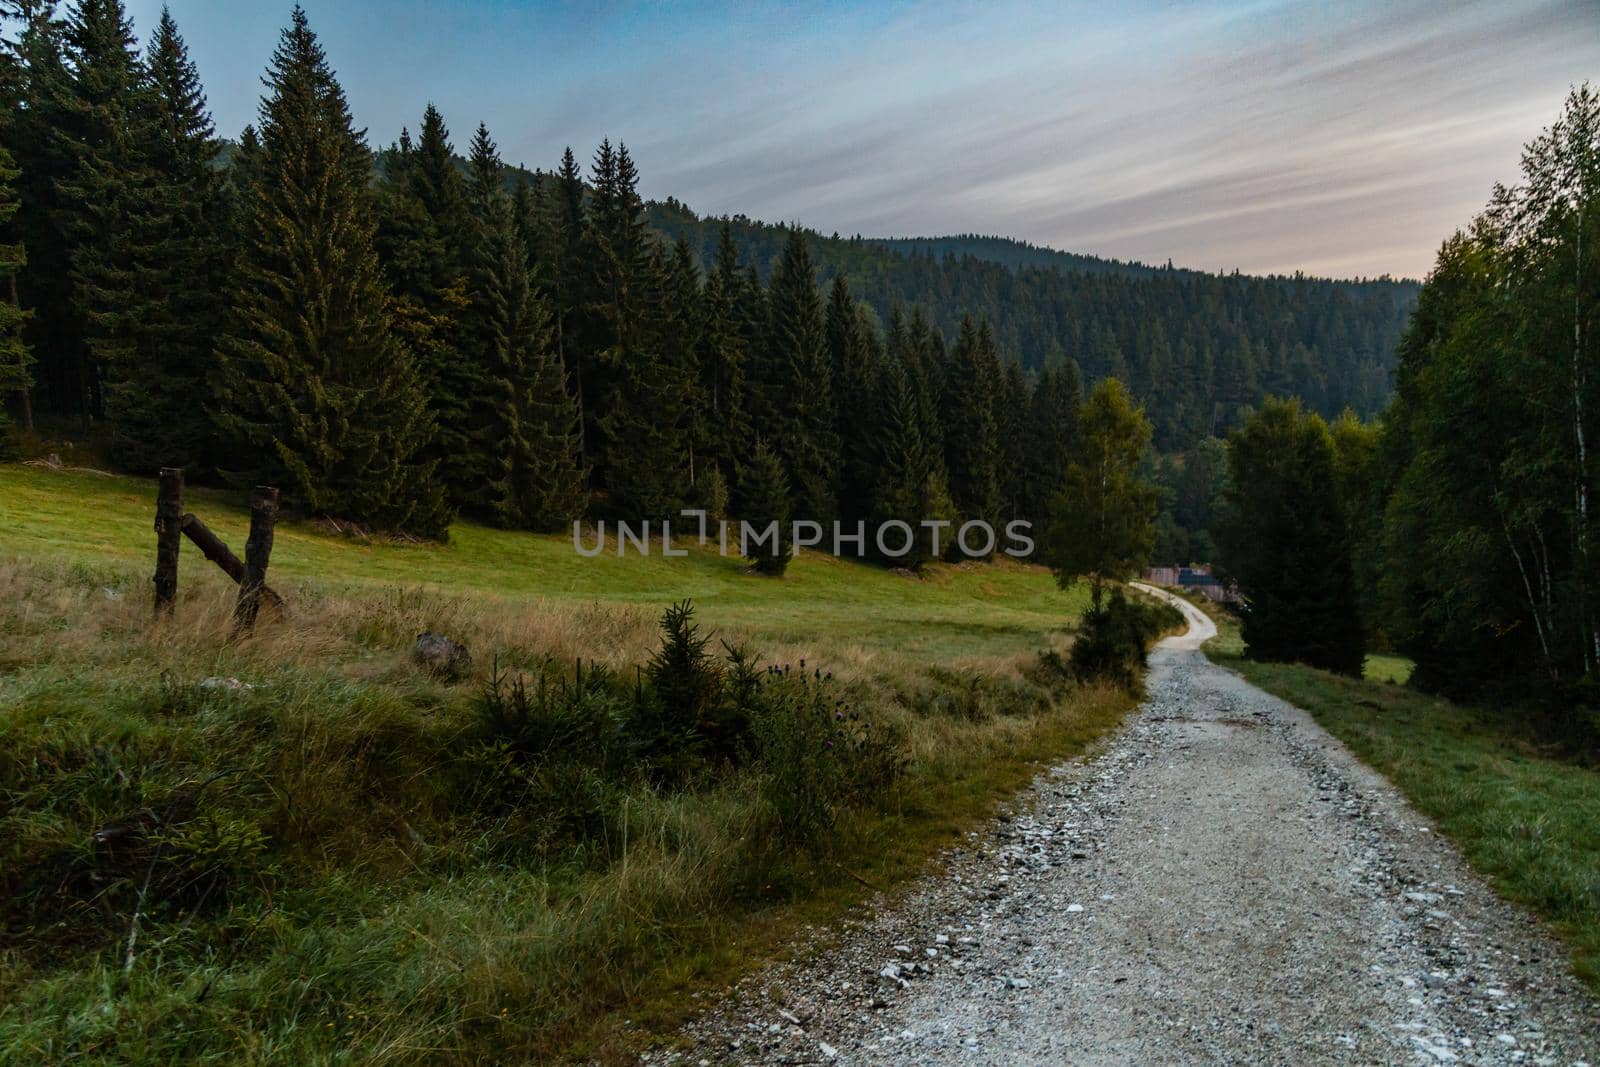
[696,220,752,480]
[545,146,588,458]
[826,275,876,526]
[596,240,690,518]
[738,437,791,576]
[664,236,705,486]
[1022,356,1082,526]
[763,227,838,522]
[212,6,449,536]
[1,0,68,424]
[465,122,587,530]
[0,146,34,453]
[867,351,954,567]
[996,356,1029,521]
[940,316,1002,553]
[52,0,146,420]
[378,103,472,504]
[89,6,226,473]
[587,140,687,516]
[410,102,468,264]
[1043,378,1158,610]
[1215,397,1364,674]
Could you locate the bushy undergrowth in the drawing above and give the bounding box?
[0,561,1129,1062]
[1063,589,1183,688]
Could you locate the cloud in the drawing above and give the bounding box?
[130,0,1600,277]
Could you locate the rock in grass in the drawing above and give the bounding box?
[413,632,471,680]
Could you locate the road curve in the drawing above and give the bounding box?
[662,588,1599,1065]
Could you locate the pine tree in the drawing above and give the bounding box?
[738,437,790,576]
[1216,397,1364,674]
[827,275,876,525]
[376,103,473,505]
[0,146,34,454]
[464,124,588,531]
[0,0,66,427]
[665,235,705,485]
[1043,378,1158,610]
[940,316,1002,553]
[90,6,227,473]
[867,351,954,567]
[410,102,468,266]
[51,0,147,420]
[545,146,588,458]
[996,357,1029,521]
[586,140,688,517]
[212,6,449,536]
[696,220,752,480]
[763,227,837,522]
[596,240,690,518]
[1022,356,1082,526]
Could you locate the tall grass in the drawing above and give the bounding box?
[0,557,1130,1062]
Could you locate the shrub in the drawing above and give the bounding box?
[749,663,904,848]
[1069,589,1182,688]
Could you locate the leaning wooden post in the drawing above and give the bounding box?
[235,486,279,632]
[153,467,184,616]
[180,514,284,611]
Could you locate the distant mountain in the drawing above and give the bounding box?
[869,234,1189,279]
[647,198,1420,449]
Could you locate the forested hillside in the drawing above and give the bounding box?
[650,201,1419,449]
[1,0,1411,558]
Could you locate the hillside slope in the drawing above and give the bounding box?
[648,200,1418,448]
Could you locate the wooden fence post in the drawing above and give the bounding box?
[235,486,279,632]
[180,514,284,611]
[153,468,183,616]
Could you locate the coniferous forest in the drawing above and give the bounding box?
[0,1,1416,554]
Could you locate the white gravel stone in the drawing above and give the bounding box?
[665,588,1600,1065]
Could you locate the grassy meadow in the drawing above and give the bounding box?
[0,462,1131,1064]
[1197,603,1600,992]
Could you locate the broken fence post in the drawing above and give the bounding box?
[180,514,284,611]
[234,486,280,632]
[153,467,184,616]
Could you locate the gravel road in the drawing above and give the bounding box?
[657,587,1599,1065]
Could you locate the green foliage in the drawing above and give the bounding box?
[211,9,449,536]
[84,7,227,475]
[651,203,1418,451]
[1067,588,1181,688]
[1215,396,1364,674]
[749,663,904,847]
[1044,378,1158,607]
[1375,85,1600,731]
[738,438,791,575]
[761,227,839,522]
[464,123,588,530]
[0,145,33,454]
[941,316,1002,552]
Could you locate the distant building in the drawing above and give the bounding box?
[1141,563,1242,605]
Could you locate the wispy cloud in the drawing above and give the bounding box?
[130,0,1600,277]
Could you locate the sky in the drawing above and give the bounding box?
[122,0,1600,280]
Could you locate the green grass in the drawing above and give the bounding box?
[1363,653,1414,684]
[1202,610,1600,992]
[0,462,1129,1063]
[0,463,1086,664]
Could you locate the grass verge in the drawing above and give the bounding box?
[1198,604,1600,993]
[1,464,1134,1063]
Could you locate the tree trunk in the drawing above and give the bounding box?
[234,486,280,632]
[152,468,183,616]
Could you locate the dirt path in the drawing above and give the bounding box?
[660,588,1598,1065]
